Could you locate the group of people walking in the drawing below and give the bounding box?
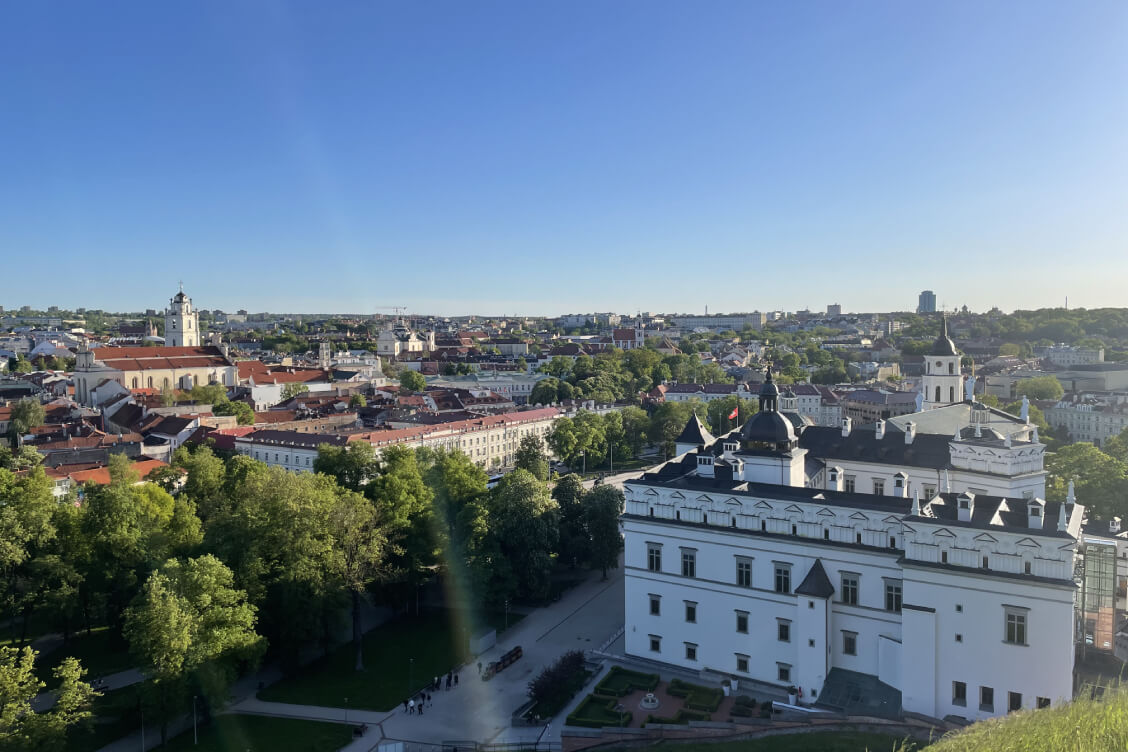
[403,670,460,715]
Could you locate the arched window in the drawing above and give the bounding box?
[948,362,954,374]
[162,378,170,391]
[935,386,941,403]
[950,386,955,402]
[132,377,138,389]
[148,377,153,388]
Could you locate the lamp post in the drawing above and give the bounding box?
[409,658,414,697]
[504,599,510,630]
[582,450,586,475]
[345,697,349,724]
[193,695,198,745]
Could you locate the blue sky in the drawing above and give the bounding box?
[1,1,1125,316]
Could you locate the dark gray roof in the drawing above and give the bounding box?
[795,559,835,598]
[675,413,715,446]
[798,425,953,470]
[931,316,959,356]
[237,429,350,449]
[739,411,796,444]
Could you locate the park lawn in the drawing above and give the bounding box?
[37,626,134,687]
[162,714,353,752]
[634,733,921,752]
[258,610,474,711]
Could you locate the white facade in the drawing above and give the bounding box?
[623,477,1081,721]
[165,288,199,347]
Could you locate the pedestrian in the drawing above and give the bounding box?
[477,661,482,675]
[446,673,452,690]
[455,672,459,686]
[418,702,424,716]
[403,698,409,713]
[433,675,439,691]
[426,693,432,706]
[408,698,415,715]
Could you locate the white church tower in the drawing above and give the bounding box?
[922,314,962,409]
[165,284,199,347]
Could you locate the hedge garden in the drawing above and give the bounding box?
[592,666,660,697]
[565,694,633,728]
[667,678,723,712]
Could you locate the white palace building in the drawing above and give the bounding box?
[622,326,1083,722]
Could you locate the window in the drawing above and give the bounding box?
[956,604,963,612]
[1037,697,1050,709]
[942,550,948,564]
[953,681,967,706]
[980,686,994,712]
[736,558,752,587]
[955,633,963,642]
[685,642,697,661]
[791,523,797,536]
[843,631,857,656]
[935,386,941,403]
[649,635,661,653]
[736,611,749,634]
[889,536,897,548]
[1005,608,1028,645]
[1024,561,1032,575]
[950,386,956,402]
[982,556,989,569]
[649,595,660,616]
[647,545,662,572]
[856,532,863,544]
[777,663,791,682]
[760,519,767,531]
[736,654,749,673]
[684,602,697,623]
[681,550,696,578]
[1009,692,1022,712]
[885,581,902,612]
[924,486,936,500]
[774,564,791,593]
[844,475,856,493]
[840,574,859,605]
[949,361,955,375]
[777,619,791,642]
[823,528,830,540]
[873,479,885,496]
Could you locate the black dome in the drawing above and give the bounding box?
[931,315,958,356]
[739,410,797,445]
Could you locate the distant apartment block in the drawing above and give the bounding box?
[917,290,937,314]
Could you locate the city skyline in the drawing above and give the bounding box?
[2,2,1126,315]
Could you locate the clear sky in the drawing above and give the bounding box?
[1,1,1125,316]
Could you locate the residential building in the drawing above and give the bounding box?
[664,383,756,404]
[673,313,766,332]
[1035,344,1105,367]
[839,389,920,424]
[622,375,1080,723]
[918,291,937,314]
[784,384,843,427]
[1045,396,1128,447]
[826,304,843,318]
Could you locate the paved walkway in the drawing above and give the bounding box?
[227,562,626,750]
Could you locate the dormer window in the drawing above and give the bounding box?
[725,442,738,453]
[959,499,969,509]
[1030,507,1040,517]
[697,456,713,466]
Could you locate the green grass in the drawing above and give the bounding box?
[37,627,134,687]
[162,714,353,752]
[593,665,659,696]
[258,610,475,711]
[0,612,55,646]
[916,685,1127,752]
[565,693,632,728]
[627,733,917,752]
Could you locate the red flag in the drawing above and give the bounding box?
[728,407,739,420]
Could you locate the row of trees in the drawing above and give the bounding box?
[533,348,732,405]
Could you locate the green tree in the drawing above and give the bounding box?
[0,647,97,752]
[171,445,227,519]
[529,378,560,405]
[213,399,255,425]
[1015,376,1064,401]
[998,343,1021,356]
[514,435,550,481]
[9,356,33,374]
[280,382,310,400]
[159,383,176,407]
[424,449,488,551]
[552,474,588,569]
[648,400,708,457]
[584,485,624,580]
[328,490,386,670]
[182,383,228,405]
[124,555,264,746]
[399,370,426,393]
[486,470,559,602]
[1046,443,1128,519]
[349,393,367,408]
[315,441,378,493]
[618,406,651,458]
[8,399,45,444]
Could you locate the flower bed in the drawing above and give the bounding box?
[642,708,711,726]
[593,666,660,697]
[666,678,724,712]
[565,694,633,728]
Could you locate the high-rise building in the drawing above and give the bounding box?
[827,303,842,317]
[918,290,937,314]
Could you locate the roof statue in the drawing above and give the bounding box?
[914,391,924,412]
[965,375,975,402]
[911,489,921,517]
[1021,396,1030,423]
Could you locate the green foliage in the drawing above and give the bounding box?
[644,708,712,726]
[514,435,550,481]
[584,485,624,579]
[162,715,353,752]
[565,693,632,728]
[593,665,659,696]
[666,678,723,711]
[349,393,367,407]
[553,474,589,569]
[180,383,228,405]
[315,442,378,493]
[0,646,97,751]
[483,470,558,603]
[1015,376,1064,401]
[399,370,426,393]
[1046,443,1128,519]
[212,398,255,425]
[280,382,310,400]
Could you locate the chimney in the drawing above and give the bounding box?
[957,492,975,522]
[904,421,916,445]
[875,419,885,440]
[841,417,852,437]
[1027,498,1044,530]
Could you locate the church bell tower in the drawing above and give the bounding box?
[922,314,962,410]
[165,284,199,347]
